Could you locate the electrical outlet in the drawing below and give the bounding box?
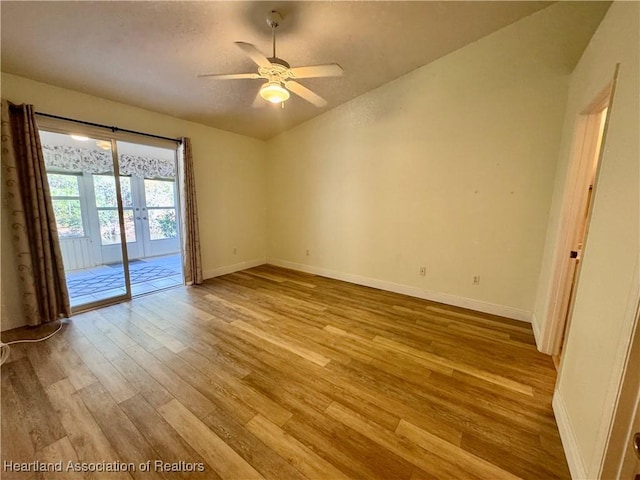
[306,249,310,256]
[419,267,426,276]
[473,275,480,285]
[233,247,237,255]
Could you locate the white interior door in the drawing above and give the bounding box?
[540,87,612,356]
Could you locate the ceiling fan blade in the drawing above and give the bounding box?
[288,64,344,79]
[235,41,272,69]
[284,81,327,108]
[197,72,261,80]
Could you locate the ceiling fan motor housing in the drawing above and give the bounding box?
[266,11,282,28]
[268,57,290,69]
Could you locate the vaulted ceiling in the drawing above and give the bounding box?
[1,1,610,140]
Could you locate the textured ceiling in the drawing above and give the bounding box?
[1,1,609,140]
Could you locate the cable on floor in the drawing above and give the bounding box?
[0,320,64,366]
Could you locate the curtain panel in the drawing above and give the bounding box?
[179,137,203,285]
[1,101,71,325]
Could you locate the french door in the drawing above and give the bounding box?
[99,174,180,264]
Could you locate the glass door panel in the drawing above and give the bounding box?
[143,178,180,256]
[94,174,143,261]
[116,140,183,296]
[39,130,131,309]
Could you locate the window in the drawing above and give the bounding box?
[93,174,136,245]
[47,173,85,238]
[144,179,178,240]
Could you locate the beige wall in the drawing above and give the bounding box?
[1,73,267,330]
[265,4,578,319]
[533,2,639,477]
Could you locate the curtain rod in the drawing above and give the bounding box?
[35,112,182,145]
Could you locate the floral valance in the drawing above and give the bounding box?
[42,145,176,179]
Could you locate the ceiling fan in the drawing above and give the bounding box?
[198,11,343,108]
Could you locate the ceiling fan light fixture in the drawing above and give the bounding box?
[260,82,289,104]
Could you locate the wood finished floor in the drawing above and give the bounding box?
[1,265,570,479]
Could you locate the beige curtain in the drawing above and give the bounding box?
[179,137,203,285]
[1,101,70,325]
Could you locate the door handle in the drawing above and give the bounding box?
[634,432,640,459]
[136,217,141,220]
[143,217,147,220]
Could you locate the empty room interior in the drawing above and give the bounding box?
[1,1,638,479]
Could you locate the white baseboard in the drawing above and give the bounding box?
[267,258,532,323]
[531,311,543,348]
[553,390,587,480]
[203,258,266,280]
[553,391,587,479]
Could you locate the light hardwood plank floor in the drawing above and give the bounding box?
[1,265,570,479]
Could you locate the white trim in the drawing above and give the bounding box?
[553,391,587,479]
[538,75,617,355]
[267,258,532,323]
[531,312,543,348]
[203,258,266,279]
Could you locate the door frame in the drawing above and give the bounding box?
[37,122,133,311]
[37,115,183,311]
[537,67,619,355]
